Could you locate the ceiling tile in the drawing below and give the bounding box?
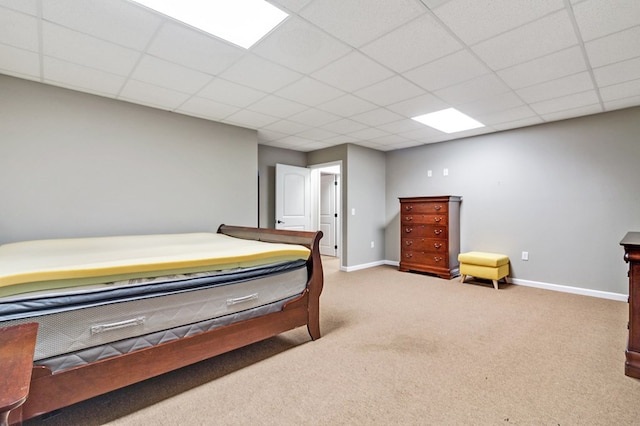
[594,57,640,87]
[246,95,309,118]
[300,0,425,47]
[585,26,640,68]
[253,17,351,74]
[224,109,280,129]
[354,76,425,106]
[0,8,38,51]
[435,73,510,105]
[43,22,139,76]
[361,14,462,73]
[147,23,245,75]
[0,44,39,79]
[347,126,390,140]
[0,1,38,15]
[516,72,594,104]
[377,119,425,134]
[176,96,240,121]
[475,105,538,126]
[43,0,161,51]
[530,90,600,115]
[497,46,587,89]
[268,0,313,13]
[131,55,212,93]
[287,108,341,127]
[573,0,640,41]
[386,93,449,118]
[219,54,302,92]
[604,95,640,111]
[274,77,345,106]
[43,57,125,96]
[492,116,544,131]
[457,91,524,116]
[350,108,404,126]
[433,0,564,45]
[119,79,191,110]
[319,118,368,134]
[540,103,603,121]
[404,50,490,91]
[317,94,376,117]
[197,78,267,108]
[472,10,578,70]
[260,119,309,135]
[295,127,339,141]
[599,78,640,102]
[311,50,394,92]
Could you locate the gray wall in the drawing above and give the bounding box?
[385,107,640,294]
[0,75,258,244]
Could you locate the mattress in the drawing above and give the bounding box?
[0,260,308,361]
[0,232,311,298]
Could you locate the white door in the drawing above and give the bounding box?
[320,174,337,256]
[275,163,311,231]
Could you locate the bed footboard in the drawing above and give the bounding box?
[10,225,323,424]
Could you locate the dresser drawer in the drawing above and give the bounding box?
[401,202,448,214]
[401,214,447,225]
[402,238,447,253]
[401,251,448,267]
[402,224,447,239]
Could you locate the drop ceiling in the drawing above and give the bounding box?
[1,0,639,152]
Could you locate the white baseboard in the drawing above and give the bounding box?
[344,260,628,302]
[510,278,627,302]
[340,260,387,272]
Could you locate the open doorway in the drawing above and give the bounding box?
[310,162,341,258]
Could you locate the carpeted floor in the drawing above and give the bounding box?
[25,257,640,425]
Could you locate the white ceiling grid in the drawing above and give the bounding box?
[0,0,638,151]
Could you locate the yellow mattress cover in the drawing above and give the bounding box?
[0,232,310,298]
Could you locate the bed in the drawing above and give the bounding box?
[1,225,323,424]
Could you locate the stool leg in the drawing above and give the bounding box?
[492,279,499,290]
[460,274,466,283]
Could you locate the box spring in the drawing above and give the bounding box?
[0,260,307,363]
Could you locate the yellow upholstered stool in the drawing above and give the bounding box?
[458,252,510,290]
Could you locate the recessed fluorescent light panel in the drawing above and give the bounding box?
[412,108,485,134]
[131,0,288,49]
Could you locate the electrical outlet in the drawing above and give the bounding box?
[370,241,375,248]
[521,251,529,261]
[427,170,432,177]
[443,168,449,176]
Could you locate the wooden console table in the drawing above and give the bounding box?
[621,232,640,379]
[0,323,38,426]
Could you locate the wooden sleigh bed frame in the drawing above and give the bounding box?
[5,225,324,424]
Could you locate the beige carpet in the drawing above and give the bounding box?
[26,257,640,425]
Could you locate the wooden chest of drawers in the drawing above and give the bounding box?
[399,196,461,279]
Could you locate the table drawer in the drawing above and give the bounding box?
[401,214,447,225]
[402,238,447,253]
[401,251,448,267]
[401,202,448,214]
[402,224,447,239]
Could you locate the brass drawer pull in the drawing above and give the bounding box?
[434,229,443,235]
[434,256,443,262]
[433,243,442,249]
[405,216,413,221]
[405,253,413,258]
[434,205,442,211]
[405,227,413,233]
[405,240,413,246]
[405,205,413,211]
[434,217,442,223]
